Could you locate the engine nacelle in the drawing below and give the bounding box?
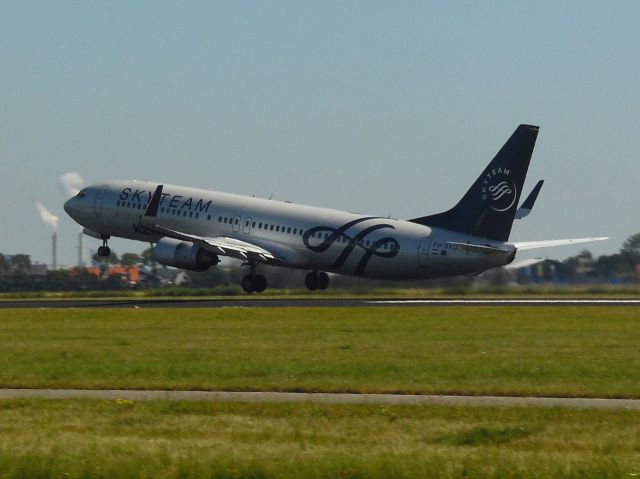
[154,237,219,271]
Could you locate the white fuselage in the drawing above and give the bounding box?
[65,180,512,280]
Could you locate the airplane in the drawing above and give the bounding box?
[64,124,607,293]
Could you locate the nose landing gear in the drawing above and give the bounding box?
[97,235,111,257]
[305,271,329,291]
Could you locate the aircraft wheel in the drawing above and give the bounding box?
[98,245,111,257]
[317,272,329,290]
[253,274,267,293]
[241,275,254,293]
[305,272,318,291]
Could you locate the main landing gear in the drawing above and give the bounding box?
[242,263,267,293]
[305,271,329,291]
[239,265,329,294]
[97,235,111,257]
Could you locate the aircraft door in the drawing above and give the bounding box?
[93,186,108,216]
[418,237,431,267]
[243,217,252,234]
[232,215,241,233]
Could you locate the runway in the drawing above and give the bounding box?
[1,388,638,409]
[1,298,639,308]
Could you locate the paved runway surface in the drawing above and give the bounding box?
[1,298,639,308]
[1,388,638,409]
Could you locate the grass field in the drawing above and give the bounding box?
[1,284,639,300]
[1,307,639,397]
[0,399,638,478]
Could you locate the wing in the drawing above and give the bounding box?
[511,237,608,251]
[139,184,279,264]
[149,224,278,263]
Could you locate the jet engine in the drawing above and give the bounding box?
[153,237,219,271]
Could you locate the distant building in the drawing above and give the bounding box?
[86,266,140,286]
[515,260,567,283]
[29,264,48,276]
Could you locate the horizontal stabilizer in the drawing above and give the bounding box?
[511,237,608,251]
[515,180,544,219]
[447,241,512,255]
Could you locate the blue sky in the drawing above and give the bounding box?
[1,1,639,267]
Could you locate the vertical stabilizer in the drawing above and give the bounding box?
[410,124,539,241]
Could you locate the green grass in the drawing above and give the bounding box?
[0,399,638,478]
[1,284,638,299]
[1,307,640,397]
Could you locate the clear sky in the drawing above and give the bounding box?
[1,1,639,268]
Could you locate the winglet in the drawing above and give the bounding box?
[143,184,163,219]
[515,180,544,219]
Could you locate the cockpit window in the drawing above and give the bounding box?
[77,190,87,198]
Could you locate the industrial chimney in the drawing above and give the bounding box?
[52,231,58,270]
[35,201,59,271]
[78,231,84,267]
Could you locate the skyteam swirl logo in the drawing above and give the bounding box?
[489,181,512,201]
[481,167,517,213]
[302,217,399,276]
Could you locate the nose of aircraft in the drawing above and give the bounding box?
[63,197,75,217]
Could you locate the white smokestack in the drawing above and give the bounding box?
[35,201,59,231]
[60,171,85,198]
[78,231,84,267]
[52,232,58,270]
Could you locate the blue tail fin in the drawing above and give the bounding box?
[409,124,539,241]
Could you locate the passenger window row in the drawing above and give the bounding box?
[303,232,396,250]
[213,216,394,249]
[116,201,206,220]
[114,200,395,249]
[217,216,240,225]
[158,207,200,219]
[116,201,148,211]
[216,215,306,236]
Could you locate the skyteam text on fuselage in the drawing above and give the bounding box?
[64,125,607,293]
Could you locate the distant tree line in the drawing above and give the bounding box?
[560,233,640,281]
[1,233,639,292]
